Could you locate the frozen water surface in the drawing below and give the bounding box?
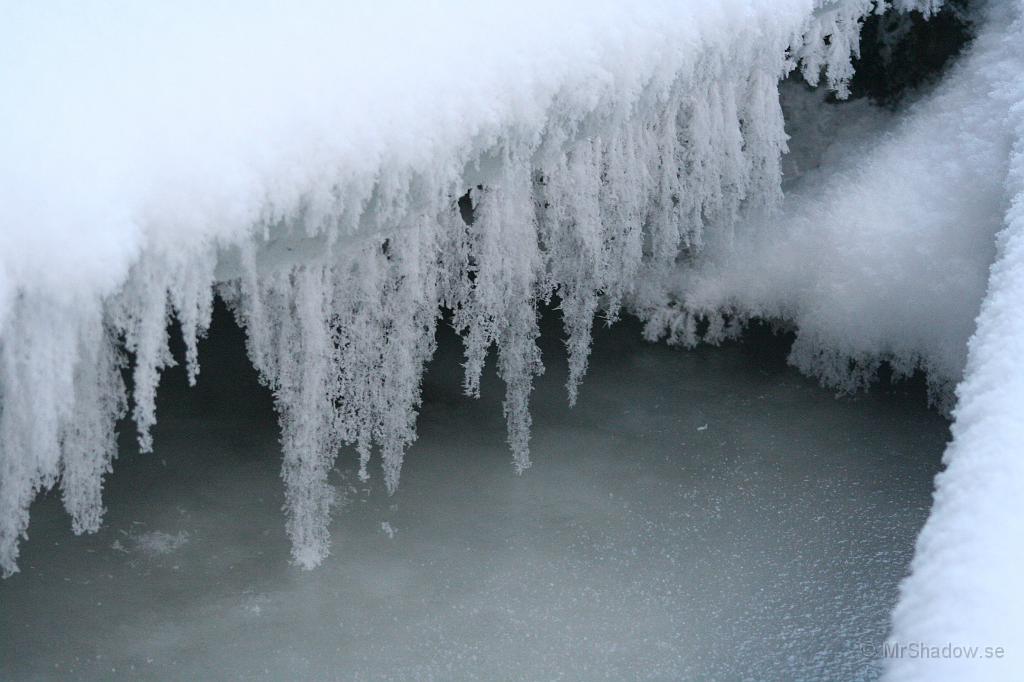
[0,305,947,680]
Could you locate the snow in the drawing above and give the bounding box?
[0,0,889,575]
[885,2,1024,679]
[628,0,1024,677]
[640,12,1012,411]
[9,0,1024,677]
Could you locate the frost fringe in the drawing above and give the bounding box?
[0,0,935,576]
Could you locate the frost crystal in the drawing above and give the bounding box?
[0,0,905,575]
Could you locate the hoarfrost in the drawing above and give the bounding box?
[0,0,917,574]
[641,0,1000,413]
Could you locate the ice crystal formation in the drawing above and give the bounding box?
[9,8,1024,678]
[2,0,906,576]
[0,0,951,575]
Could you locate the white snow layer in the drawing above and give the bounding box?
[885,1,1024,680]
[0,0,950,586]
[0,0,898,577]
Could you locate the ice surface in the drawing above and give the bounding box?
[0,306,948,680]
[0,0,898,574]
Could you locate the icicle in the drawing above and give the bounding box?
[0,298,81,576]
[538,136,603,406]
[227,259,342,568]
[225,213,447,566]
[109,259,175,453]
[598,123,648,322]
[739,69,790,213]
[374,219,442,493]
[797,1,875,99]
[892,0,944,19]
[456,153,545,472]
[275,266,341,568]
[650,90,686,266]
[788,335,882,395]
[168,249,216,387]
[59,315,127,536]
[329,247,386,484]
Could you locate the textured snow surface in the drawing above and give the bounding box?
[0,0,893,576]
[885,1,1024,679]
[641,10,1010,410]
[9,1,1024,677]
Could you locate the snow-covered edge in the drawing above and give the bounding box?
[885,1,1024,678]
[0,0,929,576]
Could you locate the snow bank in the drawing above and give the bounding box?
[885,2,1024,679]
[0,0,934,576]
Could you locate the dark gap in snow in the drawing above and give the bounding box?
[457,189,476,226]
[849,0,974,104]
[115,297,276,449]
[733,319,797,368]
[677,316,940,412]
[164,297,275,429]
